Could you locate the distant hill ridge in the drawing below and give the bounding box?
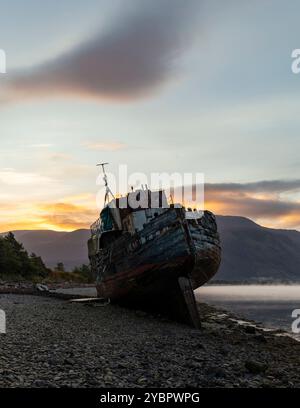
[216,216,300,282]
[2,216,300,282]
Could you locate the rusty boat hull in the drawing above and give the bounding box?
[89,208,221,328]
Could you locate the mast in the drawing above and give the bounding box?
[97,162,115,207]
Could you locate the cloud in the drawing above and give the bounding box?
[3,0,199,103]
[37,202,97,230]
[43,202,98,230]
[48,153,72,161]
[38,151,95,179]
[83,141,126,151]
[205,180,300,195]
[0,169,54,186]
[31,143,54,148]
[0,200,98,232]
[203,180,300,230]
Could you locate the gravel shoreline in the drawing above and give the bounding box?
[0,294,299,388]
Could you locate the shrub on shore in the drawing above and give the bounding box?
[46,265,93,284]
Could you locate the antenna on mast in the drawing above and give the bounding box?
[97,162,115,206]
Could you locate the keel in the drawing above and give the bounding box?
[178,277,201,329]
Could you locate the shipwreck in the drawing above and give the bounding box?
[88,165,221,328]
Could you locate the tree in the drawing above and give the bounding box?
[30,253,50,278]
[55,262,65,273]
[0,233,50,280]
[72,264,94,283]
[0,235,21,275]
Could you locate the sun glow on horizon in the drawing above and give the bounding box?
[1,191,299,233]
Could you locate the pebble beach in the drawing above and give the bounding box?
[0,293,299,388]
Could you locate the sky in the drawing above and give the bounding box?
[0,0,300,231]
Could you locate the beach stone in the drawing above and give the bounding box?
[254,334,267,343]
[0,294,299,388]
[245,360,268,374]
[244,326,256,334]
[219,345,231,355]
[206,365,227,378]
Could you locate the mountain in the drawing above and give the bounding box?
[216,216,300,282]
[2,216,300,281]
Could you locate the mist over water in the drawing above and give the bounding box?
[195,285,300,339]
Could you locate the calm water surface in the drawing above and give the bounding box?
[195,285,300,338]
